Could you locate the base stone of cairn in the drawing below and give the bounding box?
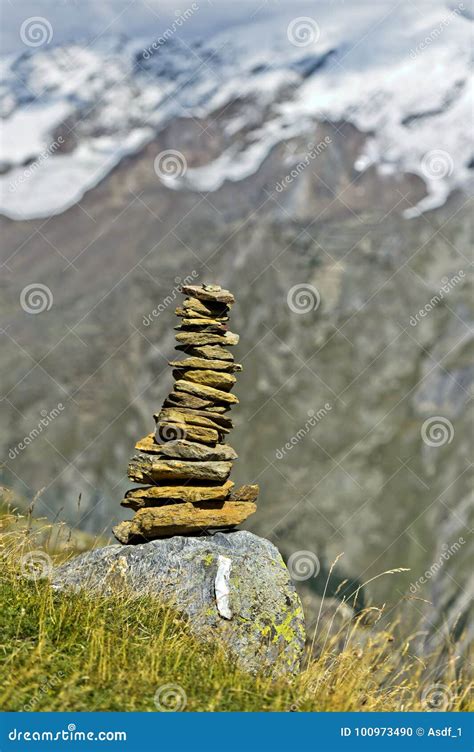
[53,531,306,676]
[113,283,259,544]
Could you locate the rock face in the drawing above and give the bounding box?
[114,283,258,543]
[52,531,306,676]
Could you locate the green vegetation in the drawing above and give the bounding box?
[0,511,472,712]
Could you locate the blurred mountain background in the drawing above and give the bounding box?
[0,0,472,653]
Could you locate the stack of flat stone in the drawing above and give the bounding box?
[113,284,258,544]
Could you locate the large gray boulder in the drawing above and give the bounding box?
[52,530,305,676]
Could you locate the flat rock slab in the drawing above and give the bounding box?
[157,406,233,430]
[178,345,234,361]
[52,531,305,676]
[173,369,236,391]
[169,357,242,372]
[181,284,234,305]
[182,299,229,318]
[164,391,213,410]
[230,484,259,503]
[122,480,234,507]
[128,455,232,483]
[155,422,219,445]
[135,435,237,461]
[113,501,256,541]
[175,307,229,322]
[174,380,239,405]
[175,320,228,332]
[175,331,239,347]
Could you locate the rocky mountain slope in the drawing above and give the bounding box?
[1,1,472,650]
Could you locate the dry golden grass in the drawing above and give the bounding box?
[0,510,471,712]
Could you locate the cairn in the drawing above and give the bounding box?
[113,284,258,544]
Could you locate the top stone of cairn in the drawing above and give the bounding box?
[181,284,235,305]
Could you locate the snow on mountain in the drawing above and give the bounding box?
[0,0,471,220]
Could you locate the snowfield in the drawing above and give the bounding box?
[0,0,471,219]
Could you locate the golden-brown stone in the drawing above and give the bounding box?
[122,479,234,507]
[182,298,229,318]
[169,357,242,372]
[155,422,219,445]
[156,407,231,432]
[172,369,236,391]
[181,284,234,305]
[175,331,239,347]
[230,484,259,503]
[164,391,213,410]
[179,345,234,361]
[175,306,229,322]
[174,379,239,405]
[113,500,256,542]
[175,319,228,332]
[128,455,232,483]
[135,434,237,461]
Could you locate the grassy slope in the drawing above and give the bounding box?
[0,512,472,712]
